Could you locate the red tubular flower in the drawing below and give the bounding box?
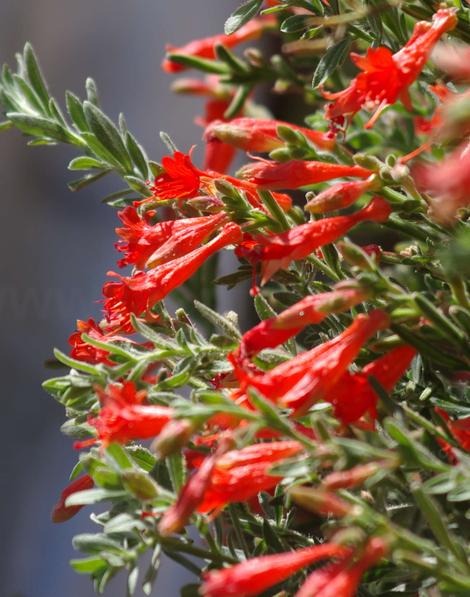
[69,318,130,364]
[159,451,218,536]
[200,543,351,597]
[87,381,173,446]
[103,222,242,331]
[295,537,389,597]
[323,9,457,128]
[161,17,274,73]
[149,150,292,211]
[150,150,202,200]
[330,345,416,424]
[205,117,335,153]
[231,310,389,417]
[51,475,94,523]
[201,98,237,173]
[238,157,372,190]
[237,196,391,283]
[197,440,304,513]
[280,310,390,415]
[172,77,242,173]
[413,142,470,223]
[115,208,227,269]
[305,177,378,214]
[235,283,370,358]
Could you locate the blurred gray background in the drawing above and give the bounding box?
[0,1,242,595]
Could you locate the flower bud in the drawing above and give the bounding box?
[354,153,382,170]
[305,176,380,214]
[151,420,196,458]
[337,239,379,270]
[322,461,390,490]
[288,486,357,517]
[205,117,334,154]
[122,470,159,501]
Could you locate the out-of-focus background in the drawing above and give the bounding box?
[0,1,242,595]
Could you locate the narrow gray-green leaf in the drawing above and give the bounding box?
[225,0,263,35]
[312,36,352,89]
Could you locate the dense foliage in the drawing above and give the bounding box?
[2,1,470,595]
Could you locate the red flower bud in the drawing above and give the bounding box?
[305,177,378,214]
[205,117,334,153]
[201,542,351,597]
[51,475,94,523]
[238,157,372,190]
[231,310,389,416]
[288,486,355,518]
[237,197,391,283]
[295,537,389,597]
[236,284,370,358]
[161,18,274,73]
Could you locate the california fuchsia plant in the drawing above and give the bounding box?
[2,1,470,595]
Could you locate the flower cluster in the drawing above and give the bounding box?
[2,1,470,596]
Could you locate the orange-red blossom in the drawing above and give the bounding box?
[149,150,292,211]
[103,222,242,331]
[115,207,228,269]
[161,17,274,73]
[51,474,94,523]
[201,542,352,597]
[231,310,390,416]
[238,157,372,190]
[205,117,335,152]
[323,8,457,128]
[235,282,370,359]
[84,381,173,447]
[158,440,303,534]
[237,196,391,283]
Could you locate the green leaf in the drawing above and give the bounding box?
[125,131,149,179]
[142,543,161,596]
[224,84,252,119]
[6,112,68,142]
[65,488,127,507]
[0,120,13,131]
[280,14,311,33]
[24,42,50,108]
[73,533,124,554]
[254,293,277,321]
[124,175,150,195]
[85,77,100,106]
[70,556,108,574]
[193,300,241,340]
[167,452,186,492]
[53,347,104,376]
[12,73,45,113]
[83,101,132,170]
[312,36,352,89]
[164,53,229,74]
[67,170,110,192]
[127,445,157,472]
[68,156,105,170]
[225,0,263,35]
[66,91,88,131]
[106,443,134,470]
